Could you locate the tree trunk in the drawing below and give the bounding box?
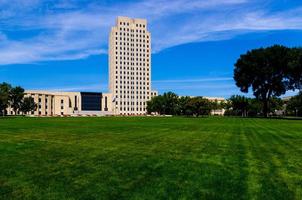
[263,100,268,118]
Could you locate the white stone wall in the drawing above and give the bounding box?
[109,16,156,115]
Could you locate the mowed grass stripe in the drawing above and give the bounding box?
[0,117,301,199]
[262,127,302,199]
[246,124,297,199]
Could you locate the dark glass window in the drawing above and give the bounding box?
[74,96,78,110]
[104,97,108,111]
[81,92,102,111]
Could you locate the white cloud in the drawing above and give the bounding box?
[152,76,237,97]
[32,83,107,92]
[151,7,302,51]
[0,0,302,65]
[153,77,233,83]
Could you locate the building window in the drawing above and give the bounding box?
[75,96,78,110]
[61,99,64,110]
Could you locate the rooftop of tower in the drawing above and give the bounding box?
[116,16,147,26]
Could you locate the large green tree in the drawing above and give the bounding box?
[20,97,37,115]
[234,45,290,117]
[287,48,302,91]
[9,86,25,115]
[0,82,12,116]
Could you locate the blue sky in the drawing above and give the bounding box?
[1,0,302,97]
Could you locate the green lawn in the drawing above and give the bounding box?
[0,117,301,200]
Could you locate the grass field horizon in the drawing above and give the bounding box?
[0,117,301,199]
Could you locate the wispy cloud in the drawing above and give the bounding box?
[154,77,233,83]
[32,83,107,92]
[0,0,302,65]
[152,76,237,97]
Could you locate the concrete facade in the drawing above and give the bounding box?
[205,97,225,116]
[101,93,114,113]
[109,16,157,115]
[7,90,113,116]
[7,90,80,116]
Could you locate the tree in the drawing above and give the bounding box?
[0,82,12,116]
[224,96,284,117]
[286,92,302,117]
[234,45,290,117]
[20,97,37,115]
[9,86,25,115]
[247,98,262,116]
[147,95,164,114]
[176,96,191,115]
[147,92,179,115]
[228,95,249,117]
[162,92,179,115]
[186,97,212,117]
[269,97,284,115]
[147,93,225,117]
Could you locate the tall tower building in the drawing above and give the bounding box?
[109,16,157,115]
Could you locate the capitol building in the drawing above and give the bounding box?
[7,17,158,116]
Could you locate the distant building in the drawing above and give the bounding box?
[7,90,113,116]
[205,97,226,116]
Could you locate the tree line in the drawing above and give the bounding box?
[146,92,223,116]
[224,93,302,117]
[147,92,302,117]
[224,95,284,117]
[0,83,36,116]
